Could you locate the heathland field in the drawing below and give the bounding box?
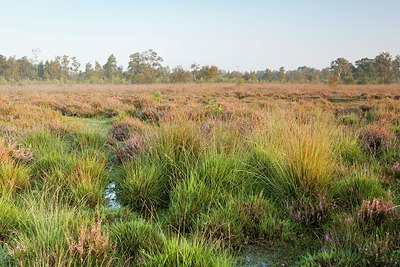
[0,83,400,266]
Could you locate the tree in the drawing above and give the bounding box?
[354,58,377,84]
[37,61,45,79]
[61,55,70,82]
[5,56,19,81]
[393,55,400,81]
[103,54,118,82]
[374,52,393,84]
[44,57,62,80]
[278,67,286,82]
[128,49,164,84]
[70,56,81,82]
[243,71,258,82]
[264,68,272,82]
[199,65,218,81]
[190,63,200,82]
[330,58,354,84]
[169,65,192,83]
[17,56,36,80]
[0,54,7,79]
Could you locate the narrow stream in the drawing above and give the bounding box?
[104,182,121,209]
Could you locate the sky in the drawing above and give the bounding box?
[0,0,399,71]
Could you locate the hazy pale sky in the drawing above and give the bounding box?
[1,0,399,71]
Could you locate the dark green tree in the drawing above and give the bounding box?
[103,54,118,82]
[199,65,218,81]
[128,49,164,84]
[374,52,393,83]
[330,58,354,84]
[169,66,192,83]
[354,58,377,84]
[278,67,286,82]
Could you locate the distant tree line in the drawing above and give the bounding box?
[0,50,399,84]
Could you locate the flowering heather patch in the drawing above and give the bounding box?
[114,134,146,163]
[360,123,394,152]
[358,194,395,225]
[286,193,334,226]
[359,104,373,113]
[66,216,115,262]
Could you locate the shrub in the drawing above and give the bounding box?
[395,125,400,139]
[0,138,12,163]
[11,145,34,164]
[109,121,134,141]
[360,104,373,113]
[358,232,400,266]
[393,162,400,180]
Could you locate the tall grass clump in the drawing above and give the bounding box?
[167,173,213,233]
[199,193,287,249]
[3,190,79,265]
[166,152,245,233]
[250,110,340,201]
[23,130,73,180]
[68,152,108,207]
[0,196,29,241]
[151,122,204,185]
[115,157,169,216]
[109,217,164,263]
[3,190,118,266]
[0,163,30,192]
[332,168,387,210]
[143,237,234,267]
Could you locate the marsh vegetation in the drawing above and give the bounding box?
[0,83,399,266]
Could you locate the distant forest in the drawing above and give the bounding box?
[0,50,399,84]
